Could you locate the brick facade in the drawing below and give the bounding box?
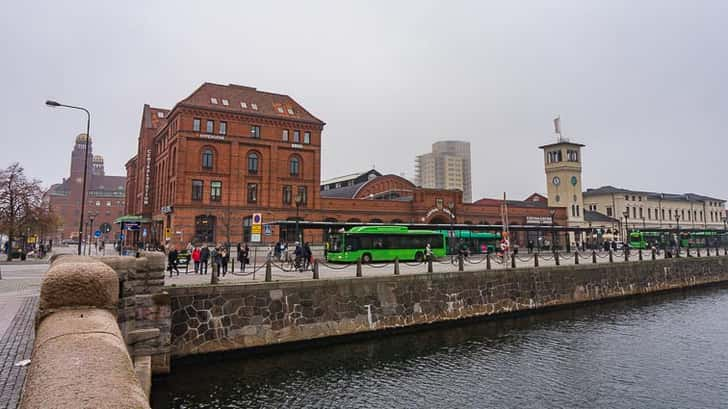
[47,135,125,242]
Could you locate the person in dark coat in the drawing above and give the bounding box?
[302,242,312,271]
[200,245,210,275]
[221,245,229,276]
[240,243,249,272]
[167,246,180,277]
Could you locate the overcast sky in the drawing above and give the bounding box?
[1,0,726,201]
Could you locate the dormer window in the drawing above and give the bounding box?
[277,106,284,113]
[241,102,248,109]
[210,98,218,104]
[156,112,164,118]
[222,99,229,106]
[251,103,258,110]
[287,108,295,115]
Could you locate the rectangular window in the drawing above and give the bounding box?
[293,130,300,143]
[639,207,643,218]
[106,201,112,207]
[206,120,214,133]
[251,125,260,138]
[219,121,227,135]
[247,183,258,204]
[662,209,665,220]
[297,186,308,205]
[625,195,629,201]
[210,181,222,201]
[282,185,292,205]
[282,129,289,141]
[648,208,652,219]
[632,207,636,218]
[192,180,203,201]
[193,118,201,132]
[304,131,311,144]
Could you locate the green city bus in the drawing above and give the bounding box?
[679,231,728,248]
[327,226,447,263]
[438,230,501,254]
[628,231,669,249]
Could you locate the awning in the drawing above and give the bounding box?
[114,215,153,224]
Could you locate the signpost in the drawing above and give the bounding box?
[94,230,101,238]
[251,213,262,242]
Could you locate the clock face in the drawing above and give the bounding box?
[570,176,578,186]
[552,176,561,186]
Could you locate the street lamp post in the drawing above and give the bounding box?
[46,100,90,256]
[448,202,455,254]
[88,214,96,256]
[623,210,630,242]
[294,193,304,243]
[676,214,681,255]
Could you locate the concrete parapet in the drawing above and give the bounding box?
[21,267,149,409]
[38,259,119,323]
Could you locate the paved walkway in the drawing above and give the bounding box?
[0,297,37,409]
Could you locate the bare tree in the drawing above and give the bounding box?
[0,163,55,260]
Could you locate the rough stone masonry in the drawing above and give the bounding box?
[166,256,728,358]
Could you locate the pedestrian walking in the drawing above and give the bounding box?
[192,245,201,274]
[221,245,229,276]
[167,246,180,277]
[303,242,312,271]
[425,243,433,261]
[200,245,210,274]
[240,243,249,271]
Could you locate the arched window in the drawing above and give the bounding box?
[247,152,259,174]
[370,218,383,223]
[289,155,301,177]
[391,219,404,224]
[201,149,214,169]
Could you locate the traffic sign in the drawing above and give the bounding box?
[251,224,262,234]
[263,224,273,236]
[94,230,101,238]
[142,228,148,237]
[253,213,262,224]
[251,233,261,242]
[119,233,125,240]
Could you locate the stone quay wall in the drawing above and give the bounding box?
[167,256,728,358]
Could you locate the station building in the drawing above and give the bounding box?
[122,82,568,247]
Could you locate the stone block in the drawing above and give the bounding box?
[39,261,119,321]
[127,328,160,344]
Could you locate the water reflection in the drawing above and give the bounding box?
[152,286,728,409]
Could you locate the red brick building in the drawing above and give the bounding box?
[123,82,566,247]
[47,134,126,242]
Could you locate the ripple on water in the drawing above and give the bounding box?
[151,286,728,409]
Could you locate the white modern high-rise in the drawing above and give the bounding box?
[415,141,472,203]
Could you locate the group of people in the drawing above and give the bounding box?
[167,242,249,278]
[293,242,313,271]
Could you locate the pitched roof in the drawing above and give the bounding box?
[320,180,368,198]
[584,186,724,202]
[584,210,619,223]
[177,82,324,126]
[472,197,548,208]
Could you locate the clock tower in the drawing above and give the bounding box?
[539,139,585,226]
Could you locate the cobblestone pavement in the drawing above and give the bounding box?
[161,249,697,287]
[0,297,37,409]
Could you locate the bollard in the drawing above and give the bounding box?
[707,247,711,257]
[609,249,613,263]
[697,247,701,257]
[624,248,629,262]
[511,253,516,269]
[211,265,219,284]
[459,254,465,272]
[574,251,579,265]
[652,248,656,261]
[427,258,433,273]
[554,251,560,266]
[312,259,319,279]
[592,250,597,264]
[356,258,363,277]
[394,257,400,275]
[534,252,539,267]
[265,259,272,282]
[486,253,491,270]
[231,257,234,273]
[725,248,727,256]
[638,249,643,261]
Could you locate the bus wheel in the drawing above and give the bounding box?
[414,252,424,262]
[362,253,372,264]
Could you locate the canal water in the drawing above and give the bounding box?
[152,285,728,409]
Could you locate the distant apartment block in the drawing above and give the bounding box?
[415,141,472,203]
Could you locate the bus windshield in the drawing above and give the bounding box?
[329,234,344,253]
